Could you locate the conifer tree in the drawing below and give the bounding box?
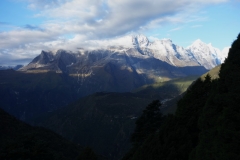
[191,33,240,160]
[131,100,162,147]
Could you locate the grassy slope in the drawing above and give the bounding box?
[133,76,199,99]
[200,65,221,80]
[158,66,221,115]
[132,76,199,114]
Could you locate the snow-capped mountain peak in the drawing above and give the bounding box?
[132,34,149,48]
[188,39,208,51]
[159,38,172,42]
[101,35,228,70]
[186,39,223,69]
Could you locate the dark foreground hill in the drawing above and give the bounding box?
[0,108,82,160]
[122,34,240,160]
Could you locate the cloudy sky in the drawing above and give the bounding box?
[0,0,239,65]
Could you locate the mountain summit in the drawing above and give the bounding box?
[186,39,223,69]
[132,34,150,48]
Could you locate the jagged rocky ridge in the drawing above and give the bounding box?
[0,65,24,70]
[18,35,227,94]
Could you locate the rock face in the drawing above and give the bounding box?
[21,50,76,73]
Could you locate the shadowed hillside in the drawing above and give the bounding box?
[0,108,82,160]
[122,33,240,160]
[0,70,81,122]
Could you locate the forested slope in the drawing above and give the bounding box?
[123,33,240,160]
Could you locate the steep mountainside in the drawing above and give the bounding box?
[201,65,221,80]
[123,33,240,160]
[159,64,223,115]
[133,76,198,100]
[18,49,208,94]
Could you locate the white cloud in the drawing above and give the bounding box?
[0,29,59,48]
[27,0,228,38]
[1,0,229,65]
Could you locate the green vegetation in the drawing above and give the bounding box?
[132,76,199,115]
[123,33,240,160]
[192,33,240,160]
[123,75,213,160]
[133,76,198,100]
[131,100,163,147]
[200,65,221,80]
[77,147,98,160]
[123,100,164,160]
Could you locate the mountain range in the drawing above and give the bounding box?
[0,65,24,70]
[20,34,228,72]
[16,35,228,96]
